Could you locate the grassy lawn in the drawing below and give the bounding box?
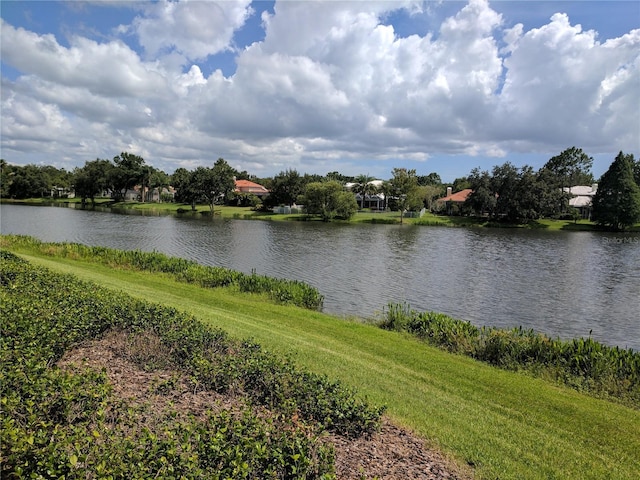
[5,245,639,480]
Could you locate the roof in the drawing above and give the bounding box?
[569,196,593,207]
[563,185,598,196]
[437,188,472,203]
[344,179,384,190]
[234,179,269,194]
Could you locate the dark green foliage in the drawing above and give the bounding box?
[190,159,237,213]
[238,271,325,310]
[592,151,640,231]
[542,146,594,190]
[110,152,146,201]
[416,172,442,187]
[380,303,640,408]
[301,181,358,221]
[464,149,595,222]
[72,158,113,204]
[1,251,385,478]
[1,164,72,199]
[464,168,496,217]
[265,169,306,207]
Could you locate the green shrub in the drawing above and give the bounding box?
[1,251,383,477]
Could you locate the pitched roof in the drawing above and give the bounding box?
[234,179,269,194]
[569,196,593,207]
[563,185,597,196]
[437,188,472,203]
[345,179,384,190]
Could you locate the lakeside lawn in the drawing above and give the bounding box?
[3,238,639,480]
[6,197,635,231]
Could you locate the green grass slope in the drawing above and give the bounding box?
[6,248,640,480]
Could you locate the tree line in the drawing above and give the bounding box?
[1,147,639,229]
[462,148,640,230]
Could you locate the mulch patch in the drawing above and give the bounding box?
[57,330,471,479]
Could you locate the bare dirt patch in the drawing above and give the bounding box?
[57,330,471,479]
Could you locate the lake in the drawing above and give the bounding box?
[1,203,639,350]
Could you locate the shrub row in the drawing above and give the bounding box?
[1,251,383,478]
[380,302,640,408]
[1,235,324,310]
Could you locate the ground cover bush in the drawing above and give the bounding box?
[0,251,383,478]
[1,235,324,310]
[379,302,640,408]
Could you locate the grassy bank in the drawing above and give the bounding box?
[2,236,639,479]
[379,303,639,408]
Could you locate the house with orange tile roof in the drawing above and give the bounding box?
[436,187,472,215]
[234,179,270,198]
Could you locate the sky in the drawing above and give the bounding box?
[1,0,639,182]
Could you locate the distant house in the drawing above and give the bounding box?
[563,184,598,219]
[234,179,270,198]
[345,179,386,210]
[436,187,472,215]
[124,188,140,201]
[144,186,176,202]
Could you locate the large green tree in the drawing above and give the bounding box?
[73,159,113,205]
[490,162,520,221]
[191,158,236,213]
[465,163,551,222]
[301,181,358,221]
[109,152,146,201]
[172,167,200,210]
[542,147,594,191]
[266,169,305,207]
[388,168,421,223]
[535,166,569,218]
[509,166,549,222]
[0,160,10,197]
[465,168,496,217]
[592,152,640,231]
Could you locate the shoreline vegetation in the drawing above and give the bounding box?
[378,303,639,409]
[2,235,640,479]
[4,197,639,231]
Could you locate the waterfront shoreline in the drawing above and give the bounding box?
[2,241,639,479]
[4,197,637,231]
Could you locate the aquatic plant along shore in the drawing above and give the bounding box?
[380,303,640,408]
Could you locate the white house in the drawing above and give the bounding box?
[345,179,386,210]
[563,184,598,219]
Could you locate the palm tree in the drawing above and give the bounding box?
[353,174,377,210]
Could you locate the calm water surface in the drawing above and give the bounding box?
[2,204,639,350]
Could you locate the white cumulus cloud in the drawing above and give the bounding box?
[0,0,638,177]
